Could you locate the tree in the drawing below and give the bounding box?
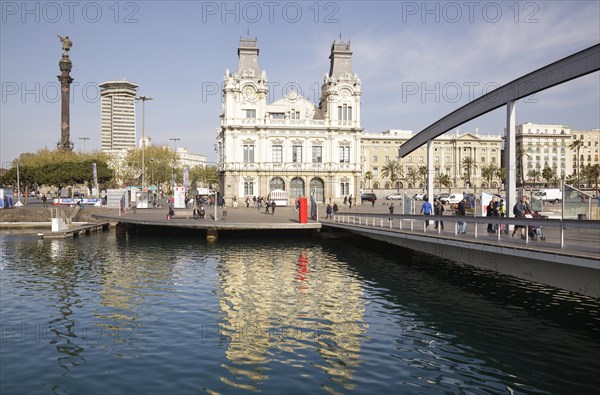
[405,167,419,188]
[0,149,112,192]
[527,169,541,185]
[381,160,402,191]
[496,167,506,188]
[434,173,452,189]
[120,146,178,189]
[569,139,583,186]
[541,166,555,186]
[582,164,600,190]
[364,171,373,190]
[460,157,478,186]
[418,166,427,189]
[481,163,499,187]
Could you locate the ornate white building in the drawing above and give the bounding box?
[217,38,362,203]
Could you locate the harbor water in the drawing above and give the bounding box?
[1,231,598,394]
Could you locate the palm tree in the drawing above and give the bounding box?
[569,139,583,186]
[527,169,541,185]
[405,167,419,188]
[364,171,373,190]
[582,164,600,189]
[381,160,402,191]
[481,163,499,188]
[460,157,478,187]
[418,165,427,189]
[496,167,506,188]
[542,166,555,186]
[434,173,452,189]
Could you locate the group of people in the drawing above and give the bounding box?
[343,195,354,209]
[325,202,339,219]
[486,196,506,234]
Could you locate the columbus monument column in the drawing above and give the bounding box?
[57,35,74,151]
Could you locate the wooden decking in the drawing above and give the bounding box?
[38,221,110,238]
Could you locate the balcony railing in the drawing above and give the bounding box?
[223,118,357,128]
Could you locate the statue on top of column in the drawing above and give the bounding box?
[57,35,73,56]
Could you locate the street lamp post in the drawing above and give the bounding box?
[78,137,90,153]
[136,95,154,190]
[169,138,180,192]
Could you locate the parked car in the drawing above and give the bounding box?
[412,193,425,200]
[435,193,450,202]
[441,193,463,205]
[361,193,377,203]
[386,193,403,200]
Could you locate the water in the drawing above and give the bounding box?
[1,231,598,395]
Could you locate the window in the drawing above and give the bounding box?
[292,145,303,163]
[243,109,256,118]
[372,167,379,176]
[270,113,284,119]
[385,156,390,161]
[341,182,350,196]
[339,146,350,163]
[272,145,282,163]
[337,105,353,121]
[290,110,300,119]
[491,157,496,163]
[243,144,254,163]
[373,155,378,162]
[481,157,486,163]
[244,181,254,196]
[312,146,322,163]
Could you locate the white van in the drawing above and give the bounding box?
[441,193,463,205]
[533,189,562,203]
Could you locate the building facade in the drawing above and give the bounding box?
[217,38,362,203]
[515,122,573,183]
[361,130,503,189]
[99,80,138,152]
[570,129,600,179]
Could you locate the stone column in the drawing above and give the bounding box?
[58,55,74,151]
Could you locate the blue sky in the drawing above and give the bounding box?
[1,0,599,164]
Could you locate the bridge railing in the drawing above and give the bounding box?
[330,213,600,250]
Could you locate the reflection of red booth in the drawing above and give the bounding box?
[299,197,308,223]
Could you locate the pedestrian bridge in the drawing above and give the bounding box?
[322,213,600,299]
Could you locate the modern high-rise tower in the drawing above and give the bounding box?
[99,80,138,151]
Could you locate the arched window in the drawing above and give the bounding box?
[290,177,305,198]
[309,178,325,203]
[270,177,285,191]
[373,182,380,189]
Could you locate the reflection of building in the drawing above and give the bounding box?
[361,129,503,189]
[216,246,365,392]
[515,123,573,181]
[99,80,138,152]
[217,38,362,203]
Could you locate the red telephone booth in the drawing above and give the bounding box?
[299,197,308,224]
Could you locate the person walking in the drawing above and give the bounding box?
[326,204,333,220]
[343,196,348,206]
[270,199,276,215]
[420,197,433,229]
[457,197,467,234]
[245,196,250,209]
[41,194,48,208]
[388,203,394,221]
[349,195,353,209]
[434,199,444,230]
[332,203,339,219]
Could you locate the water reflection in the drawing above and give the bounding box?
[215,244,366,393]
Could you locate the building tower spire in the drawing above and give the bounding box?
[237,37,260,77]
[328,40,353,79]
